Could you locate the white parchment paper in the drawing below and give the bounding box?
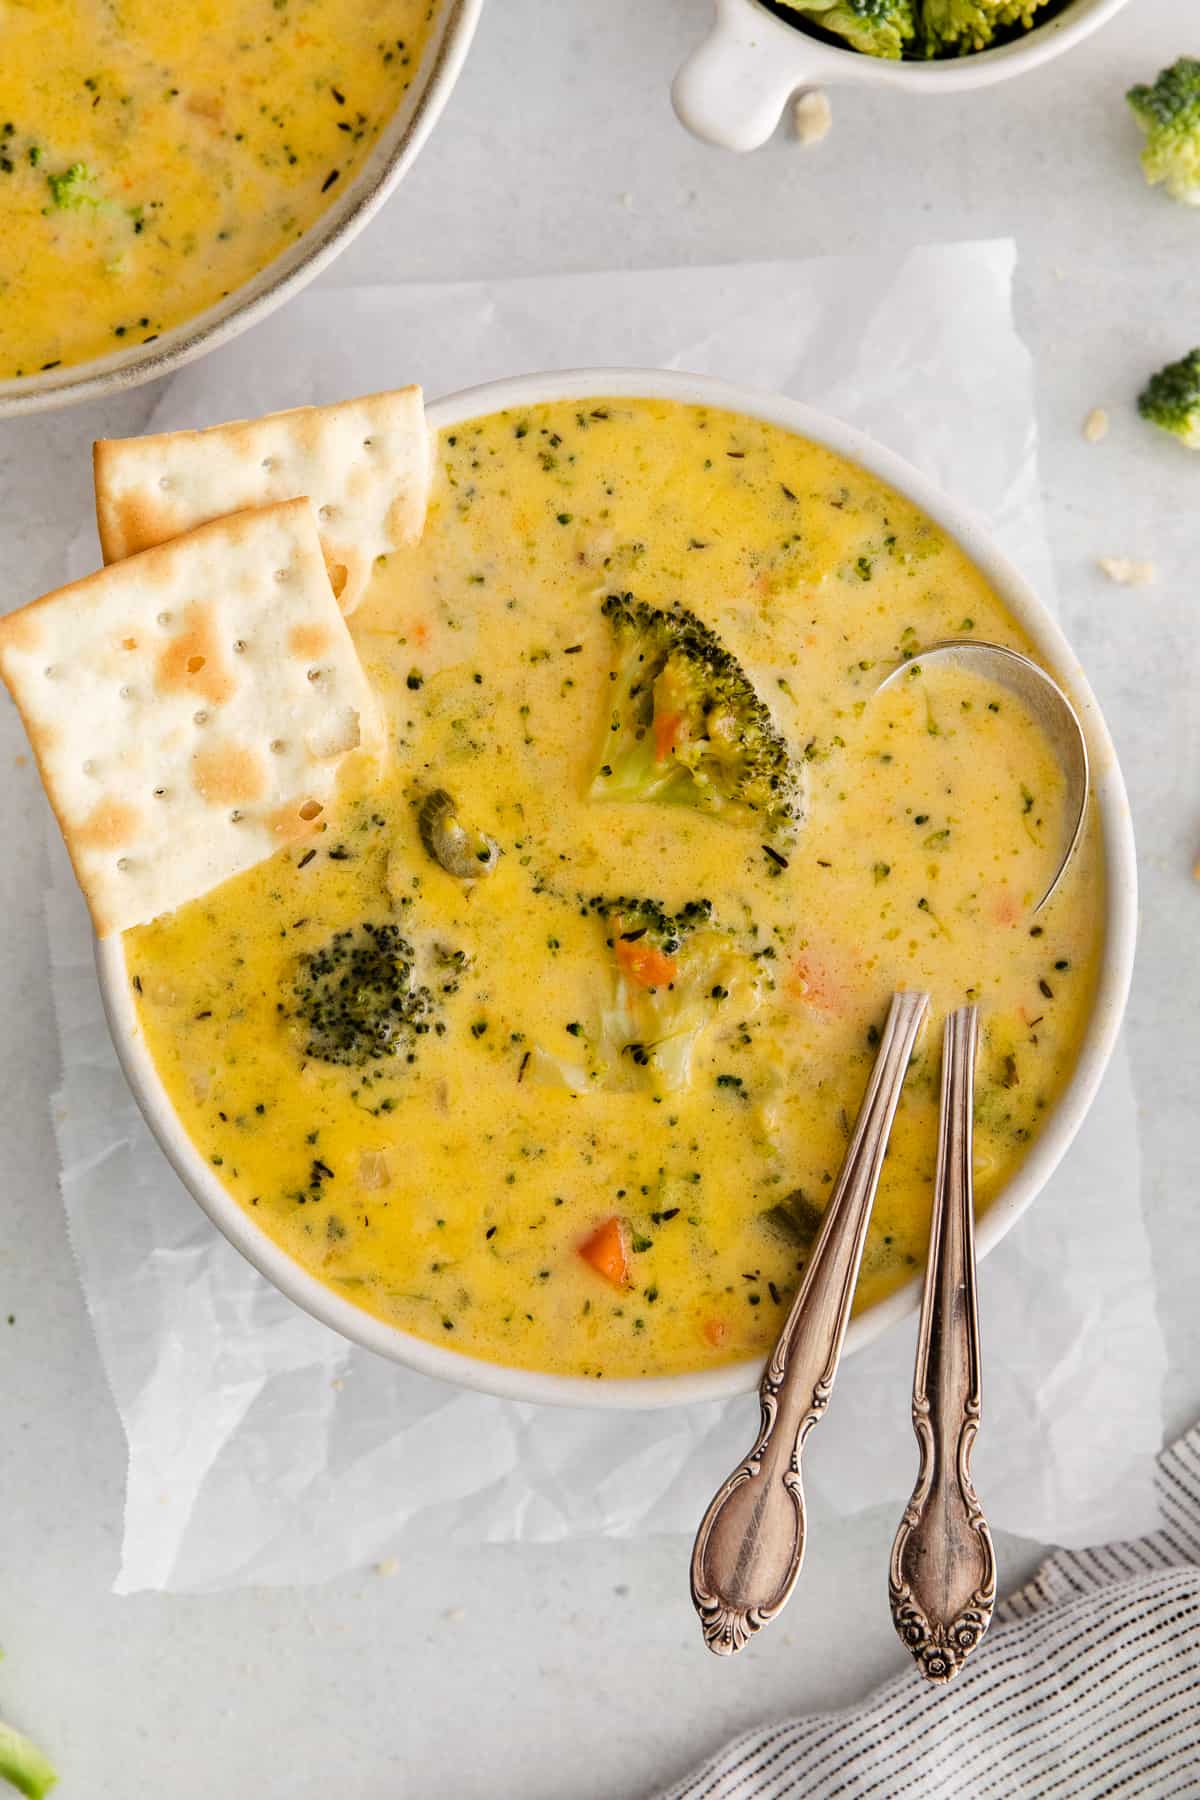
[47,244,1163,1592]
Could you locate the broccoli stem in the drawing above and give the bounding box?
[0,1720,57,1799]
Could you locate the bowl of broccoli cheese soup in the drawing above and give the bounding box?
[0,0,480,415]
[95,370,1137,1409]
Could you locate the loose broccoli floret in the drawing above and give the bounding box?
[293,922,434,1066]
[45,162,99,210]
[1138,348,1200,449]
[1127,59,1200,206]
[0,1718,57,1799]
[779,0,915,60]
[590,593,801,841]
[531,897,764,1096]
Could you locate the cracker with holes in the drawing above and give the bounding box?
[93,386,432,615]
[0,498,379,937]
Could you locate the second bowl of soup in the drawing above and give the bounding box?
[0,0,481,414]
[97,369,1137,1407]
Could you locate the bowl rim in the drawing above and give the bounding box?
[0,0,483,418]
[95,365,1138,1411]
[733,0,1129,85]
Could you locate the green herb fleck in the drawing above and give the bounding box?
[761,1189,823,1248]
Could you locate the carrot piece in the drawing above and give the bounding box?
[653,709,682,762]
[579,1216,629,1288]
[786,959,837,1009]
[702,1317,729,1349]
[991,888,1020,927]
[615,937,677,989]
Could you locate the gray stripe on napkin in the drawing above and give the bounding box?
[656,1428,1200,1800]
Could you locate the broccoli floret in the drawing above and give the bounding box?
[992,0,1050,28]
[0,1719,57,1799]
[779,0,915,59]
[293,922,434,1066]
[590,593,801,841]
[916,0,1049,54]
[45,162,99,210]
[1138,348,1200,449]
[1127,59,1200,206]
[917,0,995,52]
[531,897,763,1096]
[777,0,1050,56]
[587,895,716,955]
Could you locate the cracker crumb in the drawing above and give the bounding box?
[1082,407,1109,444]
[330,1376,344,1391]
[1193,854,1200,882]
[374,1557,399,1577]
[793,90,832,146]
[444,1606,466,1623]
[1097,557,1156,588]
[14,753,26,767]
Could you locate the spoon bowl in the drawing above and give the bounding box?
[877,639,1090,913]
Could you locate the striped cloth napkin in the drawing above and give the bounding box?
[658,1429,1200,1799]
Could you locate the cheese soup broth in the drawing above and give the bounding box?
[127,399,1104,1379]
[0,0,434,379]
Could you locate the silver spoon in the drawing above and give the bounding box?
[692,645,1086,1658]
[876,640,1089,912]
[691,988,929,1655]
[879,642,1089,1680]
[889,1004,996,1682]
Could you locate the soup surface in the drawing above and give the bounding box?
[128,399,1105,1380]
[0,0,434,380]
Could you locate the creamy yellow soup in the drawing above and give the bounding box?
[128,400,1105,1380]
[0,0,434,379]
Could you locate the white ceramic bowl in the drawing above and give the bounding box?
[96,367,1138,1409]
[0,0,482,418]
[673,0,1131,151]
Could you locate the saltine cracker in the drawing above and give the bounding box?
[94,386,432,616]
[0,499,378,935]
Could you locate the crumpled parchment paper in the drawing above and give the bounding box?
[47,243,1163,1592]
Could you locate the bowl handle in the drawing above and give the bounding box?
[672,0,826,152]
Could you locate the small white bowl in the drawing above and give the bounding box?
[0,0,482,417]
[95,367,1138,1410]
[673,0,1131,152]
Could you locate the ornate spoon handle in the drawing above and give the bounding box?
[691,988,930,1656]
[889,1004,996,1682]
